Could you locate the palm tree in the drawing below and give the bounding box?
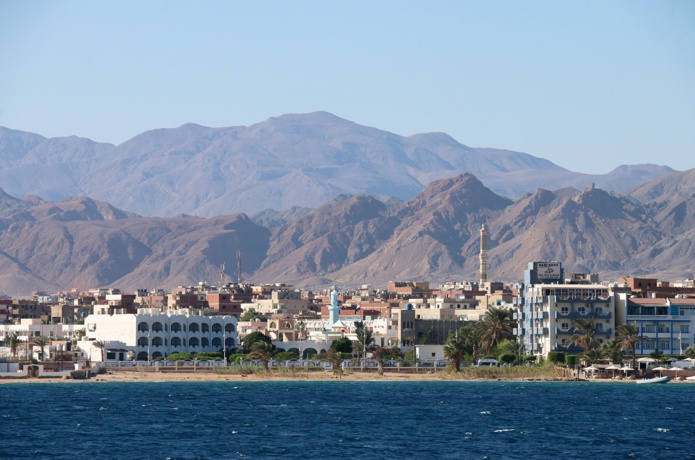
[443,332,468,372]
[685,345,695,359]
[93,340,105,363]
[326,350,343,377]
[616,323,644,371]
[353,321,375,369]
[583,348,603,365]
[476,307,514,355]
[33,336,49,362]
[570,318,597,353]
[248,341,275,371]
[372,347,401,375]
[295,320,306,340]
[601,339,623,364]
[649,348,665,363]
[4,331,22,361]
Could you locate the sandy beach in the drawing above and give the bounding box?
[0,369,477,384]
[2,368,693,384]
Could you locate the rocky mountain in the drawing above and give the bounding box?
[0,113,675,217]
[0,168,694,295]
[0,193,270,294]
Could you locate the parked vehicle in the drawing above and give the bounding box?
[476,358,500,367]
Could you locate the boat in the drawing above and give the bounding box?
[686,376,695,381]
[636,376,670,384]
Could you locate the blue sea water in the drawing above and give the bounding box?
[1,381,693,459]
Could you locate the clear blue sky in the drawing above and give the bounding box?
[1,0,693,174]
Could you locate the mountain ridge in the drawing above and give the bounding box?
[0,112,677,217]
[2,168,693,295]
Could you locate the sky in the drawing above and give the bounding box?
[1,0,693,174]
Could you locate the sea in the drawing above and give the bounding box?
[1,381,693,459]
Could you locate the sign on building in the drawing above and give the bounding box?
[537,262,561,280]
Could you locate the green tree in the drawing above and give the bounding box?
[4,331,22,361]
[33,336,49,362]
[570,318,597,353]
[248,341,276,371]
[476,307,514,355]
[494,338,520,363]
[616,323,644,371]
[420,329,437,345]
[330,337,353,354]
[240,308,261,322]
[242,331,272,353]
[443,331,468,372]
[601,339,624,364]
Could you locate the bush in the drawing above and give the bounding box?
[547,351,565,364]
[195,352,222,360]
[498,353,516,365]
[565,355,579,366]
[275,351,299,362]
[167,352,193,361]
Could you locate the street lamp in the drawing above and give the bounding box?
[223,322,227,366]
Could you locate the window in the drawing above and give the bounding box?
[561,306,569,315]
[561,323,569,330]
[578,306,586,314]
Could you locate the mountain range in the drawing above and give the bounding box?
[0,167,693,295]
[0,112,676,217]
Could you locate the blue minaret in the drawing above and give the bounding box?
[329,286,340,325]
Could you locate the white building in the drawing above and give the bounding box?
[82,308,237,361]
[518,262,615,358]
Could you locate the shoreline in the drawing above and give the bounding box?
[2,369,693,384]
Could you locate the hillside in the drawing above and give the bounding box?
[0,169,693,294]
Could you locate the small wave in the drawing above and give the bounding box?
[656,428,670,433]
[493,429,515,433]
[480,411,491,415]
[99,407,107,411]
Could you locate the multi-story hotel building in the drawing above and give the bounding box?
[518,262,615,358]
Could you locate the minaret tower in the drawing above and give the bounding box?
[479,224,488,285]
[329,286,340,325]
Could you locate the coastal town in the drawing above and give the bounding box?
[2,226,694,383]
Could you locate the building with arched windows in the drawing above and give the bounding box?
[81,308,237,361]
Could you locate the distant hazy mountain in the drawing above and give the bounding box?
[0,169,693,294]
[0,113,676,217]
